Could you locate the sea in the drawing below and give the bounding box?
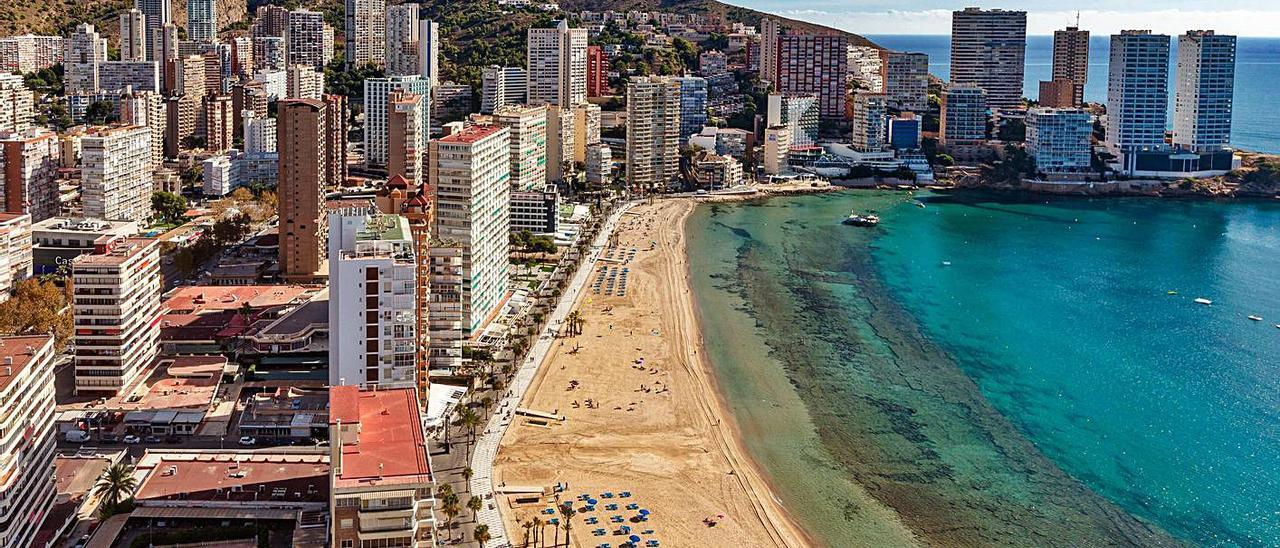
[687,192,1280,546]
[864,35,1280,155]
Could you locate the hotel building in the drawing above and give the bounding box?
[1106,31,1171,162]
[585,142,611,185]
[1026,107,1093,175]
[81,125,153,223]
[850,93,889,152]
[1173,30,1236,153]
[763,126,790,175]
[72,237,162,395]
[279,99,329,281]
[776,33,847,119]
[0,335,57,548]
[286,10,329,69]
[950,7,1027,110]
[426,124,510,374]
[674,76,708,142]
[329,385,436,547]
[386,4,420,77]
[493,104,549,192]
[345,0,387,68]
[879,51,929,112]
[364,76,431,168]
[940,84,988,147]
[527,20,588,107]
[481,66,527,114]
[187,0,216,42]
[766,94,819,148]
[625,76,681,190]
[328,214,419,389]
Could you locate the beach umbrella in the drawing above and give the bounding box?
[629,535,642,543]
[639,509,650,515]
[588,498,598,505]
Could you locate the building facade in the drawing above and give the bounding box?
[1050,26,1090,107]
[494,104,549,192]
[480,66,527,114]
[950,7,1027,110]
[0,335,57,548]
[625,76,681,190]
[344,0,387,68]
[387,91,427,188]
[81,126,153,223]
[72,237,161,395]
[363,76,431,168]
[587,45,608,97]
[879,51,929,112]
[1106,31,1171,162]
[1026,107,1093,174]
[850,93,888,152]
[1173,30,1236,153]
[940,84,988,146]
[279,99,328,281]
[286,10,329,69]
[0,130,59,222]
[527,20,587,107]
[776,33,847,119]
[674,76,707,142]
[386,4,420,77]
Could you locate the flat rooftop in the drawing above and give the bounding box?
[330,386,431,489]
[72,237,157,266]
[163,285,315,314]
[0,335,52,392]
[134,450,329,505]
[54,455,115,497]
[437,123,505,144]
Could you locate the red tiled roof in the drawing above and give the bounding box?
[437,124,504,144]
[331,387,430,488]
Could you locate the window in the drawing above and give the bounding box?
[341,541,354,548]
[340,518,353,529]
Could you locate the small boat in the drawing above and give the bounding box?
[1248,315,1263,321]
[843,212,880,227]
[915,201,927,208]
[941,261,952,267]
[1166,290,1178,295]
[1194,298,1213,305]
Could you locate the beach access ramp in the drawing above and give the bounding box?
[515,408,565,421]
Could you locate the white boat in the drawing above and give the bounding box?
[1194,298,1213,305]
[1248,315,1263,321]
[941,261,952,267]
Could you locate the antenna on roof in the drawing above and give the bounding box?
[1075,11,1080,28]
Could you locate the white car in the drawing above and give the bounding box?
[64,430,90,443]
[238,436,257,446]
[123,434,141,444]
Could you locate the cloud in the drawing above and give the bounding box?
[756,7,1280,37]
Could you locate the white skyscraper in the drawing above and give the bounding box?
[243,111,276,153]
[385,4,419,76]
[1106,30,1170,163]
[1173,30,1236,153]
[481,65,527,113]
[626,76,681,190]
[81,126,153,223]
[64,24,107,94]
[186,0,216,43]
[418,20,439,83]
[327,213,418,389]
[950,7,1027,110]
[527,20,587,106]
[344,0,386,68]
[363,75,431,167]
[0,74,34,134]
[119,9,147,62]
[493,104,549,192]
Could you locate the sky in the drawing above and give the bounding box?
[721,1,1280,37]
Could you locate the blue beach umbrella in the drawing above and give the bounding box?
[639,509,650,515]
[629,535,642,543]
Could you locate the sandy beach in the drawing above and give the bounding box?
[492,199,813,548]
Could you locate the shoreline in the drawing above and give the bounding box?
[493,199,813,547]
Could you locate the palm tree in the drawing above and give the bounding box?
[467,494,483,523]
[436,482,453,501]
[461,466,474,485]
[558,503,577,547]
[521,519,533,547]
[441,492,461,540]
[455,407,481,459]
[475,523,491,546]
[531,516,545,547]
[566,311,582,336]
[94,462,137,515]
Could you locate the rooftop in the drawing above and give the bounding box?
[163,285,314,314]
[329,386,431,489]
[133,450,329,505]
[354,214,410,243]
[437,123,506,145]
[72,237,157,267]
[0,335,52,392]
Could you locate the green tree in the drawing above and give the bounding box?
[94,462,138,516]
[468,494,483,523]
[151,191,188,224]
[558,502,576,547]
[0,279,72,348]
[474,523,491,546]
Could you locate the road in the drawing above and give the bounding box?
[468,201,636,547]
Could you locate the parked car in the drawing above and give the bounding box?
[238,436,256,446]
[123,434,141,444]
[144,435,162,444]
[64,430,90,443]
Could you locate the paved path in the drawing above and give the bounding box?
[469,202,636,547]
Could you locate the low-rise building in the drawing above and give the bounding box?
[510,186,560,234]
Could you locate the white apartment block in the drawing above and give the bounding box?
[850,93,888,152]
[847,45,883,93]
[363,75,431,167]
[187,0,216,42]
[481,66,527,114]
[286,10,329,69]
[65,23,107,94]
[418,20,440,83]
[880,51,929,112]
[327,214,418,388]
[119,9,148,61]
[0,130,60,223]
[386,4,420,77]
[120,89,166,167]
[1173,30,1236,153]
[0,335,57,548]
[1106,30,1171,160]
[0,74,33,134]
[345,0,387,68]
[626,76,680,190]
[0,35,64,73]
[586,142,611,185]
[950,7,1027,110]
[766,94,819,148]
[243,112,277,153]
[72,237,162,395]
[81,126,154,223]
[763,126,790,175]
[202,155,233,196]
[527,20,587,106]
[1027,108,1093,174]
[286,65,325,99]
[494,104,549,191]
[545,105,575,182]
[0,213,32,300]
[427,124,510,374]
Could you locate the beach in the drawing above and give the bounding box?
[492,199,819,548]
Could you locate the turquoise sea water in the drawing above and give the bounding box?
[687,192,1280,546]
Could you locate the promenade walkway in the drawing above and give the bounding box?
[469,202,636,547]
